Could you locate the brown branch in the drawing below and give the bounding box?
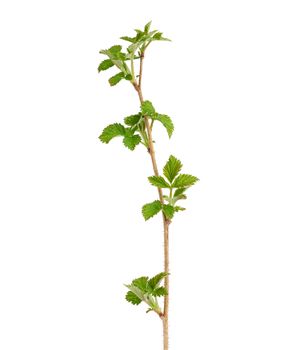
[133,52,170,350]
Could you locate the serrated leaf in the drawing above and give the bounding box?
[132,276,149,291]
[152,286,168,297]
[124,114,142,126]
[142,200,162,220]
[174,206,186,212]
[163,155,182,183]
[172,174,199,188]
[141,100,155,116]
[151,114,174,138]
[99,123,125,143]
[126,291,142,305]
[148,176,170,188]
[123,134,141,150]
[148,272,168,290]
[98,59,114,72]
[162,204,175,219]
[108,72,125,86]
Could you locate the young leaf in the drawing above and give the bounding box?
[109,72,125,86]
[173,187,187,197]
[120,36,136,43]
[148,272,168,290]
[172,187,187,204]
[144,21,152,34]
[109,45,122,54]
[124,114,141,126]
[152,32,171,41]
[174,206,186,212]
[148,176,170,188]
[151,114,174,138]
[141,100,155,116]
[99,123,125,143]
[152,286,168,297]
[98,59,114,72]
[125,74,133,81]
[172,174,199,188]
[163,155,183,183]
[132,276,149,291]
[162,204,175,219]
[123,134,141,150]
[163,195,170,202]
[126,291,142,305]
[142,200,162,220]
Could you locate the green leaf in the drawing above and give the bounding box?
[100,45,123,59]
[123,134,141,150]
[152,286,168,297]
[163,195,170,202]
[153,32,162,40]
[142,200,162,220]
[141,100,155,116]
[173,194,187,204]
[132,276,149,291]
[148,272,168,290]
[125,73,133,81]
[174,206,186,212]
[163,155,182,183]
[144,21,152,34]
[172,174,199,188]
[108,72,125,86]
[98,59,114,72]
[148,176,170,188]
[173,188,187,203]
[152,32,171,41]
[99,123,125,143]
[126,291,142,305]
[109,45,122,54]
[120,36,136,43]
[151,114,174,138]
[134,29,144,38]
[162,204,175,219]
[173,187,187,197]
[124,114,142,126]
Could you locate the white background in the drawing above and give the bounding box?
[0,0,296,349]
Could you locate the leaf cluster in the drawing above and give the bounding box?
[98,100,174,151]
[142,155,199,220]
[98,45,133,85]
[98,21,170,87]
[125,272,168,315]
[121,20,170,55]
[99,122,142,150]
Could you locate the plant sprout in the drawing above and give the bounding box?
[98,21,199,350]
